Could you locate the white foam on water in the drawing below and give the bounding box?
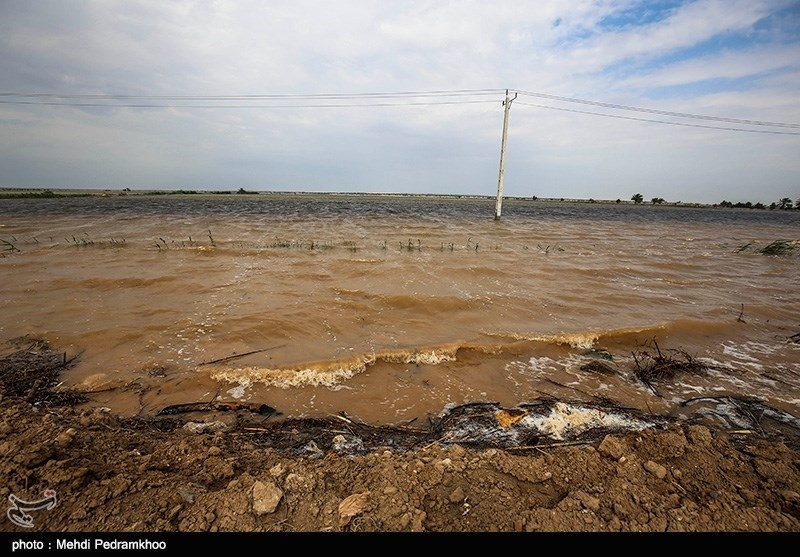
[535,333,599,350]
[519,402,652,441]
[721,339,788,363]
[521,355,559,374]
[210,361,365,389]
[226,384,248,400]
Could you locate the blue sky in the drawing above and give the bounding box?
[1,0,798,204]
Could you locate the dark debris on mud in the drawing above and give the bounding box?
[2,336,800,457]
[0,336,88,407]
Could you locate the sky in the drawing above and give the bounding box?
[1,0,799,205]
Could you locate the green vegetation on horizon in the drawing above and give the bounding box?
[1,188,798,210]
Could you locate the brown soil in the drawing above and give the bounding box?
[1,337,799,533]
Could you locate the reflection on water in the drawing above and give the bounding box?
[1,193,799,424]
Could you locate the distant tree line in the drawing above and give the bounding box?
[630,193,799,210]
[0,189,95,199]
[716,197,797,210]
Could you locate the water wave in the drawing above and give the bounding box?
[482,325,655,349]
[483,318,741,350]
[208,317,767,395]
[206,343,466,390]
[46,275,180,291]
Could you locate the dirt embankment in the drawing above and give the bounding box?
[1,337,799,532]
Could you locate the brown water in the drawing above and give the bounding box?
[1,193,798,425]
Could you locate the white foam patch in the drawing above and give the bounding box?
[207,345,461,391]
[210,362,364,389]
[674,381,706,394]
[536,333,599,350]
[720,340,788,369]
[519,401,652,441]
[408,350,457,365]
[522,356,559,374]
[226,385,248,400]
[382,347,458,365]
[521,353,604,379]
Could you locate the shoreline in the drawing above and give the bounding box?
[2,390,799,532]
[0,186,748,209]
[2,337,799,532]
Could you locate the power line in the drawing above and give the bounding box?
[516,101,800,136]
[0,98,498,109]
[0,89,504,108]
[515,89,800,129]
[2,87,798,133]
[0,89,504,100]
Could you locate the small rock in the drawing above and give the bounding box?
[176,487,196,503]
[54,428,76,448]
[644,460,668,479]
[435,458,452,470]
[449,486,466,504]
[738,487,757,504]
[251,480,283,515]
[167,504,181,520]
[338,491,370,527]
[686,424,713,446]
[448,444,467,459]
[284,473,312,492]
[598,435,626,460]
[411,510,426,532]
[574,490,601,512]
[780,490,800,502]
[269,463,285,477]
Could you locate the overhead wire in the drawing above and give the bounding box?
[1,87,798,134]
[0,98,499,109]
[0,89,504,108]
[0,89,504,100]
[514,89,800,129]
[515,101,800,136]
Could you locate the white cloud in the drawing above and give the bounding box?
[0,0,798,204]
[621,45,800,89]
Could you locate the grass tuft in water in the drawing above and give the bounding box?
[62,233,126,249]
[737,239,797,255]
[759,240,796,255]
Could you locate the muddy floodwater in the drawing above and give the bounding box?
[1,192,798,426]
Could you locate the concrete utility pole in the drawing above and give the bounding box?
[494,89,517,220]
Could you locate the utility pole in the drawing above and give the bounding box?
[494,89,517,220]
